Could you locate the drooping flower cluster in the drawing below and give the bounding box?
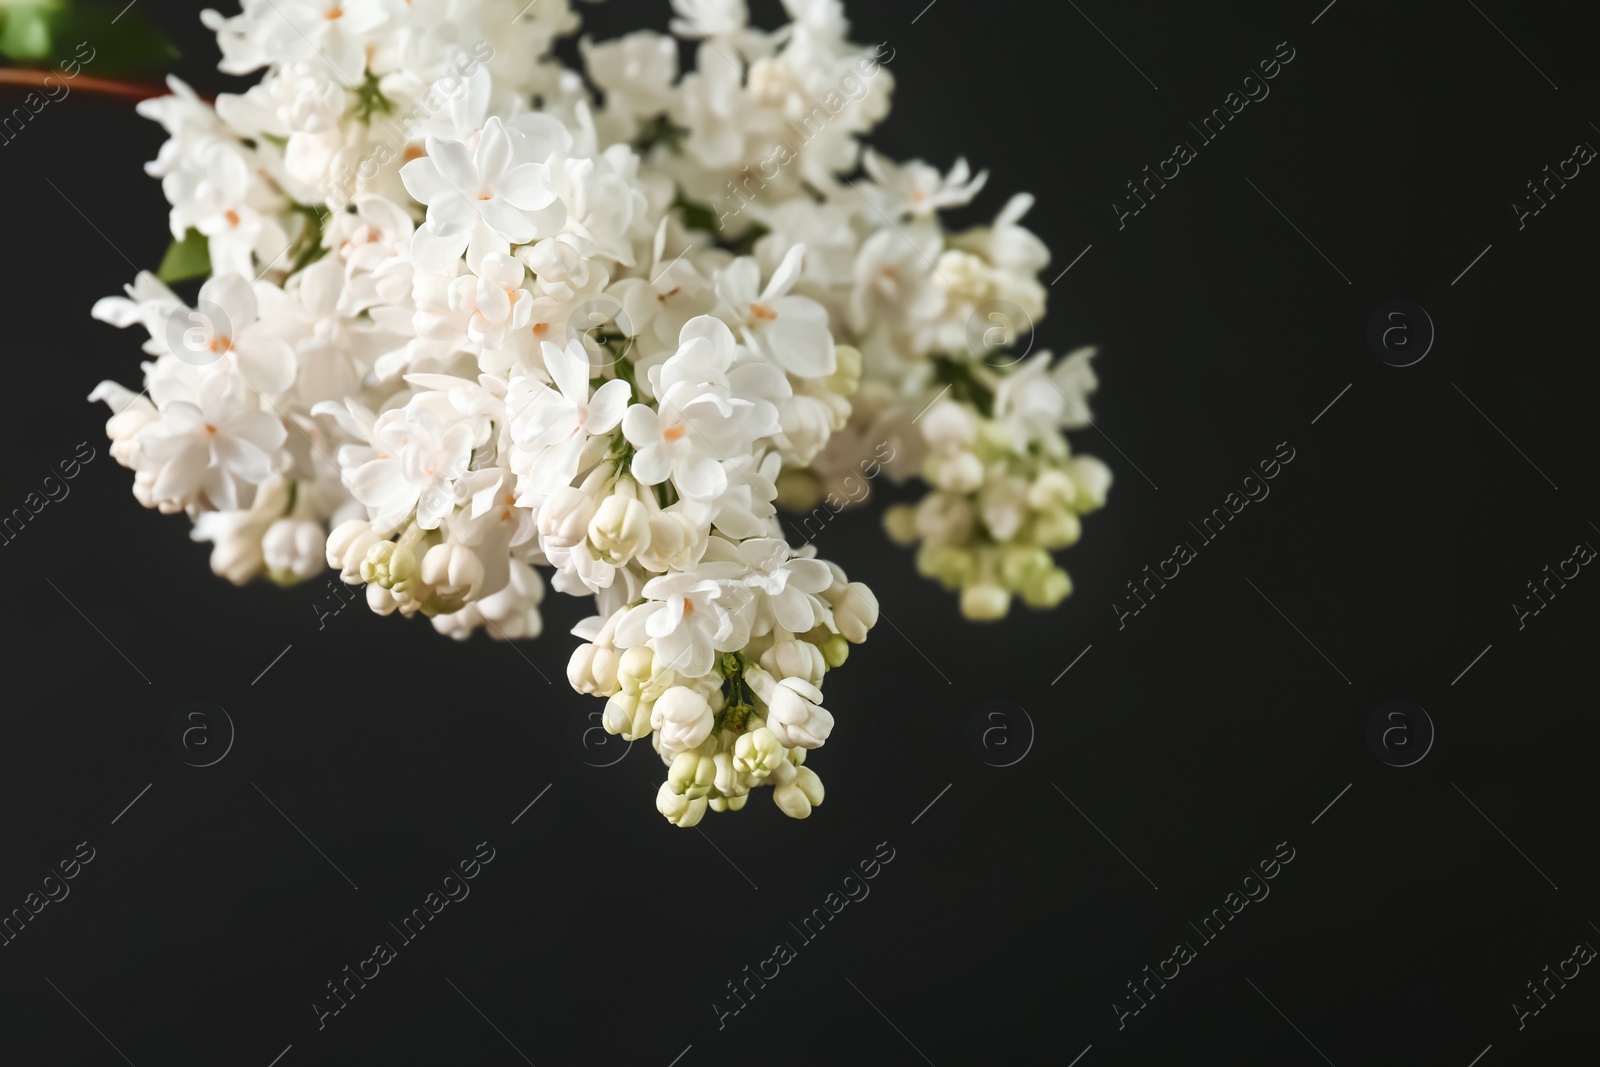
[88,0,1108,824]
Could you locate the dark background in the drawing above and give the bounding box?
[3,0,1598,1063]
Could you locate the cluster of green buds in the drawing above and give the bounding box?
[884,350,1111,620]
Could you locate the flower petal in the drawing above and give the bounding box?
[672,449,725,500]
[585,378,631,434]
[499,163,556,211]
[629,443,671,485]
[427,135,479,192]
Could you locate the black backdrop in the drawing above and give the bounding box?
[3,1,1598,1064]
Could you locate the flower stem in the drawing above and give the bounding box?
[0,68,167,100]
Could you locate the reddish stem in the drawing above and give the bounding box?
[0,67,167,100]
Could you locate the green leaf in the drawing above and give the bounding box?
[5,1,177,77]
[157,229,210,284]
[0,3,57,61]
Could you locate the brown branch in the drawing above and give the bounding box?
[0,67,167,100]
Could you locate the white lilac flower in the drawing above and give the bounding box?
[615,563,753,678]
[168,273,296,397]
[136,367,288,512]
[620,383,731,501]
[861,150,989,220]
[349,404,478,530]
[714,245,836,378]
[512,338,631,489]
[86,0,1105,827]
[718,536,832,636]
[449,252,535,348]
[163,140,290,278]
[992,348,1097,450]
[401,118,562,269]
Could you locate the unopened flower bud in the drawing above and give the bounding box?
[421,541,484,600]
[916,545,974,589]
[1032,508,1081,549]
[638,509,698,572]
[263,518,326,582]
[327,518,383,582]
[616,643,656,694]
[824,582,878,644]
[828,344,862,397]
[568,641,621,696]
[651,686,715,756]
[655,781,708,827]
[915,491,973,545]
[960,580,1011,621]
[920,399,977,449]
[746,667,834,749]
[587,480,651,564]
[734,727,785,778]
[775,468,822,512]
[817,633,849,669]
[929,450,984,493]
[537,485,598,549]
[1026,467,1077,511]
[668,751,717,799]
[603,691,652,740]
[708,791,749,813]
[202,521,265,586]
[999,545,1052,591]
[773,765,825,819]
[760,630,826,684]
[1067,455,1112,511]
[883,504,919,546]
[361,539,418,590]
[713,751,749,797]
[366,582,399,616]
[1021,567,1072,609]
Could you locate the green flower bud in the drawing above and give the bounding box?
[360,539,417,590]
[1032,508,1082,549]
[1022,567,1073,609]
